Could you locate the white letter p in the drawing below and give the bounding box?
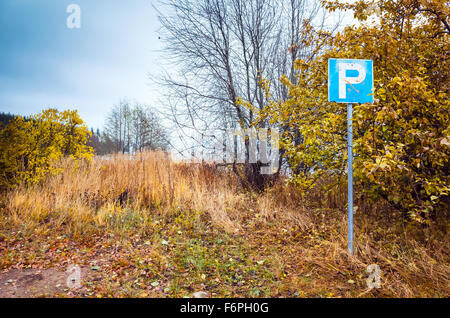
[338,63,366,99]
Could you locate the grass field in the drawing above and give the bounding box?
[0,151,448,297]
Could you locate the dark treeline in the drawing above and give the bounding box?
[0,112,18,128]
[1,102,170,156]
[87,128,116,156]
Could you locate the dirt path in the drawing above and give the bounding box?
[0,267,98,298]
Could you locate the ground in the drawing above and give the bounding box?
[1,206,447,298]
[0,155,448,298]
[0,267,97,298]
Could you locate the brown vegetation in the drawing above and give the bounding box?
[0,151,448,297]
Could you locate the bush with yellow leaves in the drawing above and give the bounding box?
[245,0,449,222]
[0,108,93,188]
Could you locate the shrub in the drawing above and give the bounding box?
[245,0,450,222]
[0,108,93,188]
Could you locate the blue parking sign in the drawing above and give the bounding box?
[328,59,373,103]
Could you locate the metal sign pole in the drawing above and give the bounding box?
[347,102,354,254]
[329,58,373,254]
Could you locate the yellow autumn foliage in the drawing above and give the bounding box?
[0,108,93,188]
[245,0,449,221]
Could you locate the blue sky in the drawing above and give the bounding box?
[0,0,163,130]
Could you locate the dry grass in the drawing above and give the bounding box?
[4,151,244,235]
[0,151,448,297]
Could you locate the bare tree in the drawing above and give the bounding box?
[131,104,169,152]
[154,0,340,188]
[104,100,169,154]
[104,99,131,154]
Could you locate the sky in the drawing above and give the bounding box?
[0,0,164,130]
